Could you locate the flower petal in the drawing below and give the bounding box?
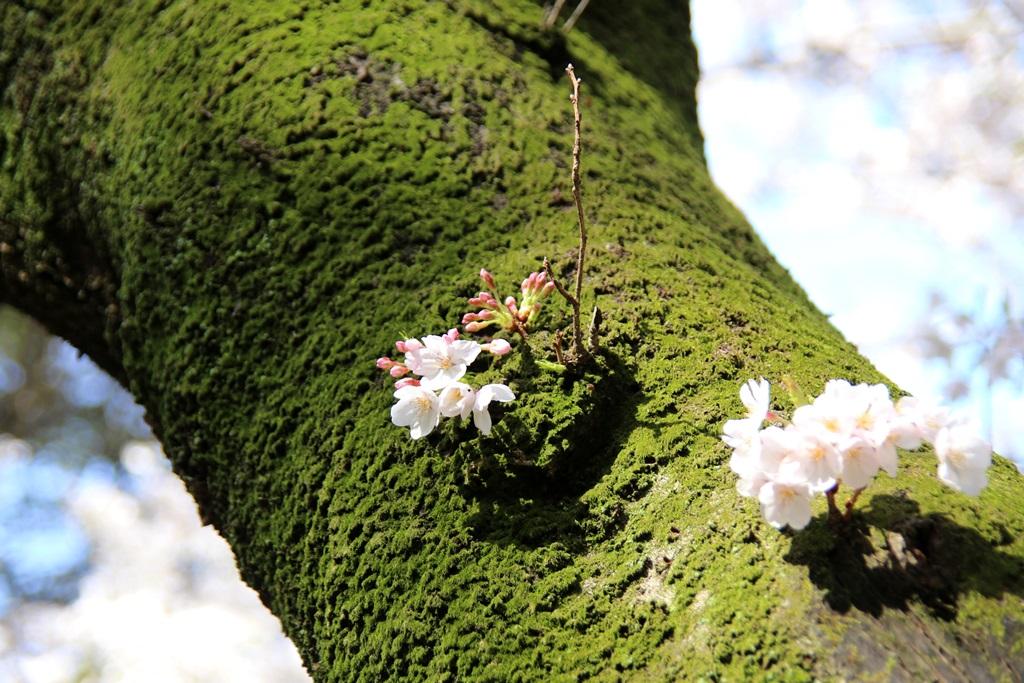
[390,399,417,427]
[473,407,492,434]
[482,383,514,403]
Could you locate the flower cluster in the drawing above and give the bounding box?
[462,269,555,334]
[377,329,514,439]
[722,378,993,530]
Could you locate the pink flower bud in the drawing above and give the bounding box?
[394,341,407,353]
[394,378,420,389]
[522,272,538,293]
[484,339,512,356]
[376,357,394,370]
[462,312,479,324]
[403,338,423,352]
[541,282,555,297]
[465,321,485,333]
[535,271,547,285]
[389,365,410,378]
[477,310,494,320]
[480,269,497,290]
[442,328,460,344]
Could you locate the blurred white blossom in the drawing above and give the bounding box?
[0,441,310,683]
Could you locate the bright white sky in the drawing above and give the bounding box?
[691,0,1024,464]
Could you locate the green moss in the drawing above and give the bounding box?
[2,0,1023,680]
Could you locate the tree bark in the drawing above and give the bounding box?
[2,1,1022,680]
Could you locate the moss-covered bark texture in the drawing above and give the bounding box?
[3,1,1023,680]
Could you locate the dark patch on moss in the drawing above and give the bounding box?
[447,0,574,83]
[237,134,279,167]
[460,348,641,549]
[788,493,1024,622]
[463,348,638,491]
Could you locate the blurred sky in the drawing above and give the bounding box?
[691,0,1024,464]
[0,321,310,680]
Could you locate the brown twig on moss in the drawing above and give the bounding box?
[542,255,587,363]
[511,317,530,342]
[826,485,842,523]
[567,65,587,343]
[544,64,598,365]
[556,64,590,361]
[843,487,865,521]
[542,257,575,305]
[553,329,565,366]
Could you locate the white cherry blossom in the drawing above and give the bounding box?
[721,377,993,531]
[792,402,852,447]
[723,378,773,459]
[731,425,788,497]
[934,424,992,496]
[390,386,441,439]
[472,384,515,435]
[439,382,476,420]
[740,377,771,422]
[896,396,952,443]
[721,417,761,457]
[408,335,482,390]
[782,428,841,492]
[873,438,900,478]
[735,471,768,499]
[837,436,881,489]
[758,476,813,530]
[849,384,897,441]
[884,398,924,450]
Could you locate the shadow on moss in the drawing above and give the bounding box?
[459,349,641,550]
[572,0,702,149]
[784,492,1024,620]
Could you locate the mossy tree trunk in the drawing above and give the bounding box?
[3,1,1023,680]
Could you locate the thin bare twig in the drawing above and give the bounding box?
[553,329,565,366]
[562,0,591,33]
[844,487,866,520]
[542,65,596,365]
[511,317,530,341]
[826,485,842,524]
[544,0,568,29]
[543,257,577,305]
[543,255,586,364]
[566,63,588,358]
